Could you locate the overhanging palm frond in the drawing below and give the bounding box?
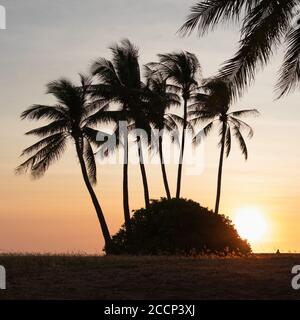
[218,0,296,99]
[276,24,300,97]
[178,0,252,36]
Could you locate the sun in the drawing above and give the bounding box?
[234,208,268,242]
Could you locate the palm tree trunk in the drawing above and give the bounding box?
[159,135,171,200]
[176,98,188,199]
[137,138,150,208]
[74,138,112,253]
[215,123,227,214]
[123,133,131,232]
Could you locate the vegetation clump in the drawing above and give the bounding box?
[111,198,251,256]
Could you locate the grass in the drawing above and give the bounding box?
[0,254,299,300]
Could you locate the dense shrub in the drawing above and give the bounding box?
[111,198,251,256]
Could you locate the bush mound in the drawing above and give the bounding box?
[111,198,251,256]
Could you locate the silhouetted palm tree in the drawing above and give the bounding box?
[179,0,300,98]
[152,52,201,198]
[16,76,113,252]
[91,39,151,231]
[190,79,259,214]
[144,67,181,199]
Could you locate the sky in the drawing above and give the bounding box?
[0,0,300,253]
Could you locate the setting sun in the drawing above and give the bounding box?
[234,208,268,242]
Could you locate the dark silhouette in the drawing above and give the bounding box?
[151,52,201,198]
[144,67,181,199]
[16,76,113,252]
[189,79,259,214]
[16,37,261,256]
[91,39,151,232]
[111,198,252,256]
[179,0,300,98]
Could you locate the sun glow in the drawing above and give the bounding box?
[234,208,268,242]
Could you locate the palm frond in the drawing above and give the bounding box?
[164,114,180,131]
[229,108,260,117]
[82,126,111,148]
[16,134,67,178]
[225,125,232,157]
[78,73,93,102]
[109,39,141,89]
[276,24,300,97]
[218,0,296,99]
[91,58,121,86]
[83,107,120,127]
[189,110,216,125]
[21,133,67,156]
[156,51,201,92]
[83,138,97,185]
[21,105,68,121]
[231,124,248,160]
[193,121,214,145]
[229,116,254,138]
[168,113,194,133]
[178,0,251,36]
[25,120,69,137]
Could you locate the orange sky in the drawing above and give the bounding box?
[0,0,300,253]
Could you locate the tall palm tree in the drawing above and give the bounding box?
[91,39,150,231]
[144,67,181,199]
[190,79,259,214]
[16,76,113,252]
[179,0,300,98]
[152,51,201,198]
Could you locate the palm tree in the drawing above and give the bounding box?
[91,39,151,231]
[144,67,181,199]
[16,75,113,252]
[152,51,201,198]
[179,0,300,98]
[189,79,259,214]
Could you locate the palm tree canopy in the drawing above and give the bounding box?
[91,39,152,144]
[180,0,300,98]
[144,68,181,130]
[17,75,110,183]
[150,51,202,98]
[189,79,260,159]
